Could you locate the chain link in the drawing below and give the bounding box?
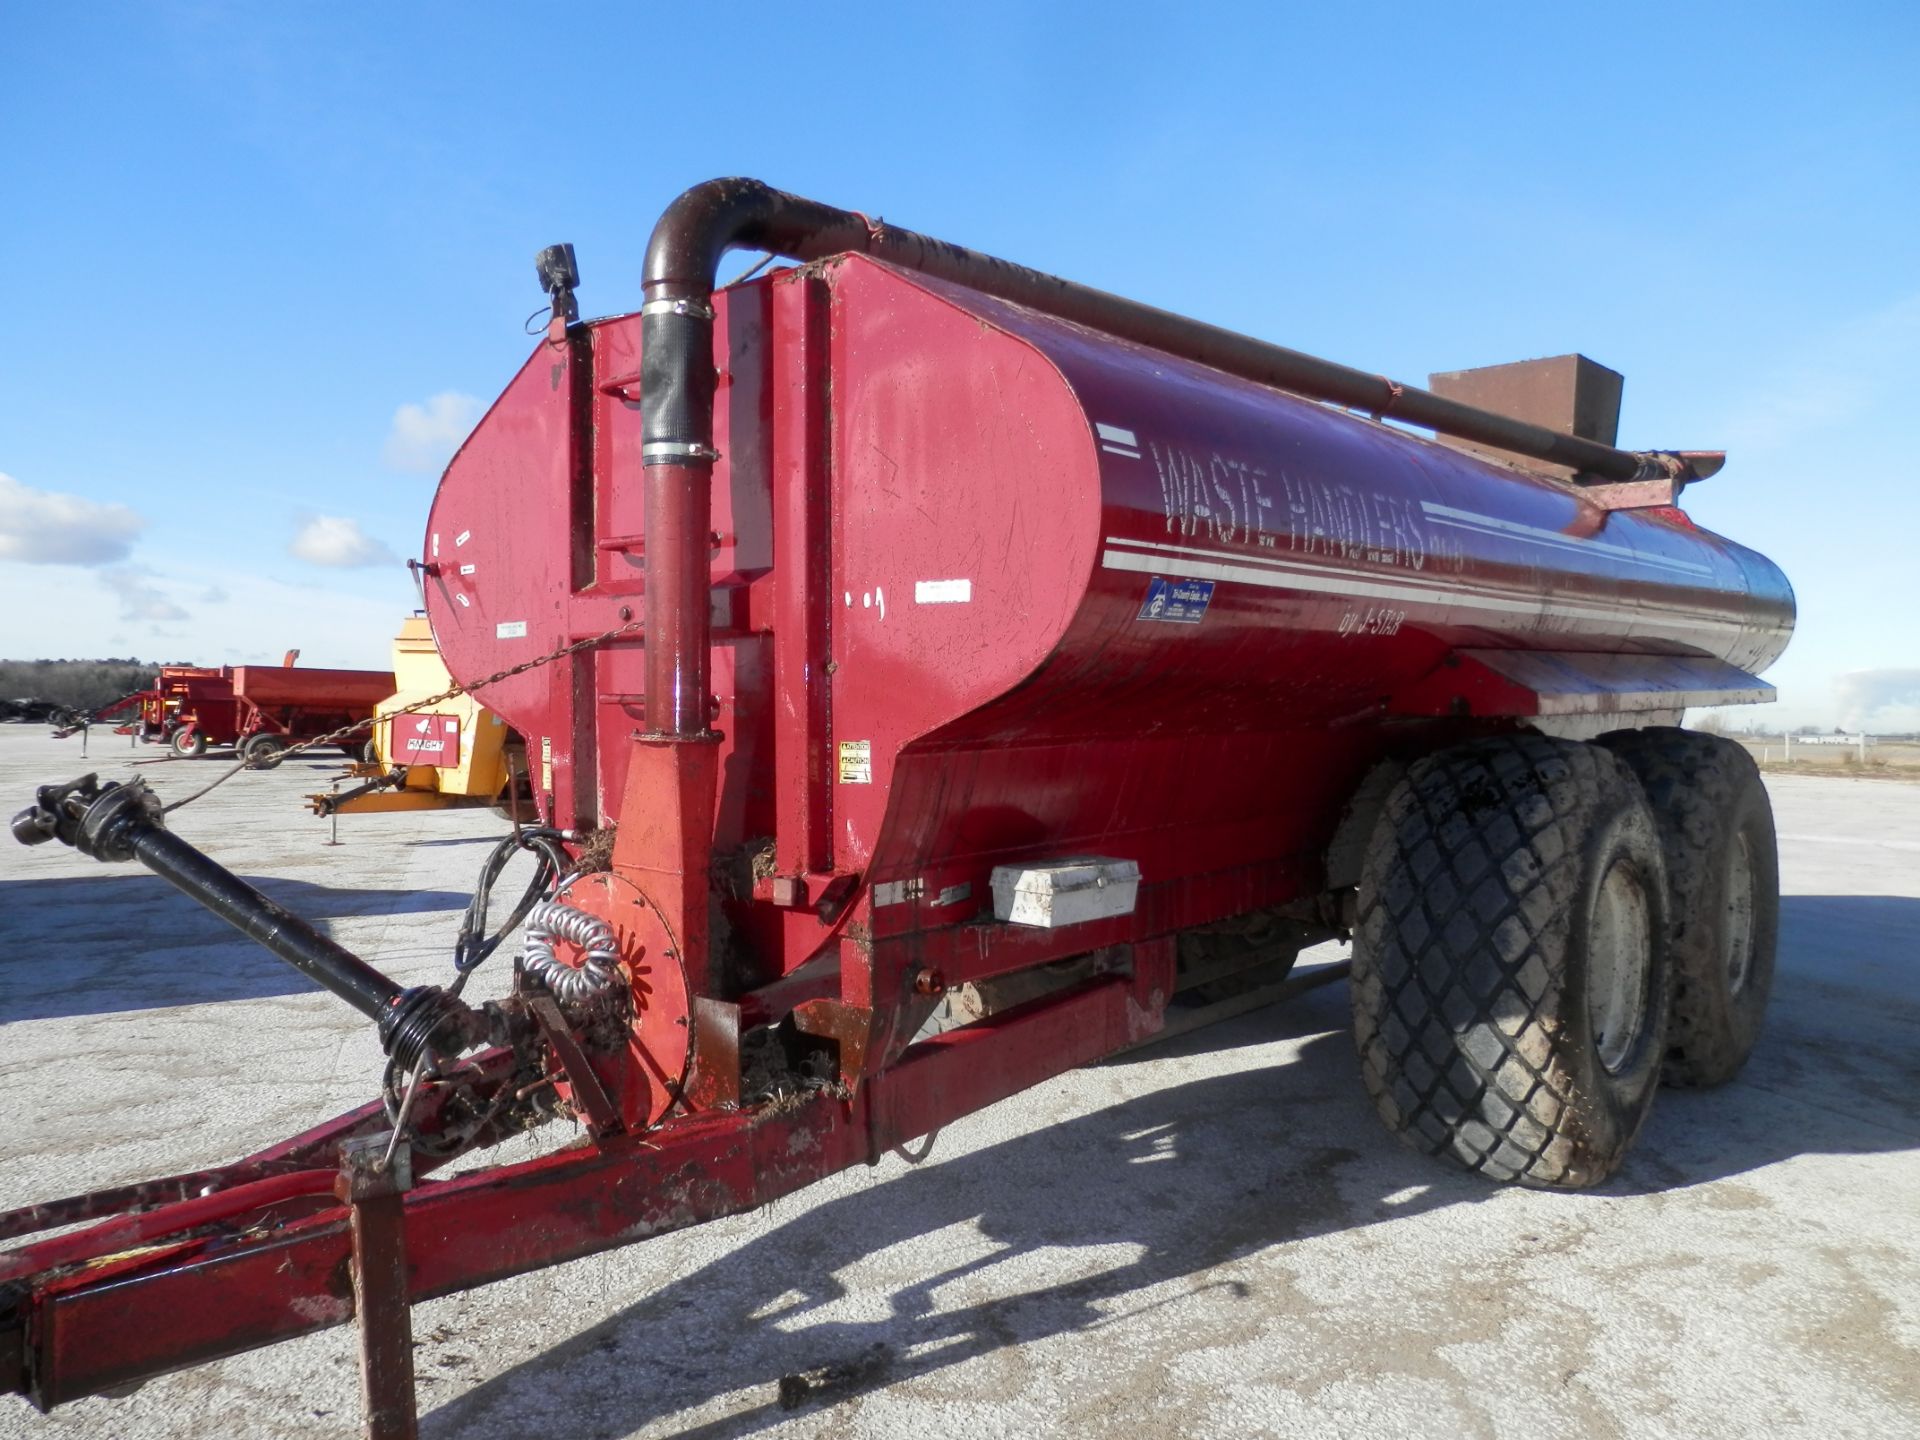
[159,620,642,815]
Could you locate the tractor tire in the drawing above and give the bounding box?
[170,728,207,759]
[1352,734,1672,1189]
[241,735,289,770]
[1597,727,1779,1087]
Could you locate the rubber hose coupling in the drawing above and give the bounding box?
[379,986,486,1073]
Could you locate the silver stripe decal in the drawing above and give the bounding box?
[1105,547,1555,616]
[1102,536,1739,631]
[1419,501,1713,576]
[1098,546,1740,635]
[1108,535,1417,587]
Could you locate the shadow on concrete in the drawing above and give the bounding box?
[423,897,1920,1438]
[1778,893,1920,978]
[424,1011,1417,1440]
[0,871,467,1021]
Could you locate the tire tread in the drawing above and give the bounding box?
[1598,727,1777,1086]
[1353,734,1664,1188]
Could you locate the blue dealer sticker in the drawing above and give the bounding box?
[1137,576,1214,624]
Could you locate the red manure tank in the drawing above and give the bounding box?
[3,180,1793,1427]
[431,222,1788,927]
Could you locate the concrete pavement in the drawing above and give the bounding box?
[0,729,1914,1439]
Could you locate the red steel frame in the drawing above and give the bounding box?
[4,959,1168,1405]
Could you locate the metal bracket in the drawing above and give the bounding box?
[336,1134,417,1440]
[528,995,624,1139]
[640,440,722,465]
[1577,476,1683,511]
[1574,450,1725,512]
[687,997,743,1111]
[640,297,715,320]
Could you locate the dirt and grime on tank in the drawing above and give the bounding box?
[0,729,1914,1439]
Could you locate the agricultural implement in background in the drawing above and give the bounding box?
[222,661,393,767]
[50,654,392,764]
[308,616,528,818]
[4,179,1791,1436]
[52,664,238,753]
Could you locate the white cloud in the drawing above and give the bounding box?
[290,514,398,568]
[100,566,189,622]
[382,391,481,474]
[0,472,148,566]
[0,563,409,667]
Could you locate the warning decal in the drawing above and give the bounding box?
[838,740,873,784]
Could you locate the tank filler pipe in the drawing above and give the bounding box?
[638,177,1678,737]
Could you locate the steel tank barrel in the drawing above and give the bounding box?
[912,267,1795,720]
[423,241,1793,967]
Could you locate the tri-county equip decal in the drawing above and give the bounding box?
[1137,576,1214,624]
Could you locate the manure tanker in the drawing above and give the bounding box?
[5,180,1790,1433]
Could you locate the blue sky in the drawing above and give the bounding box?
[1,3,1914,728]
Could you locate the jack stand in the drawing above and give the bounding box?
[325,779,344,846]
[337,1133,418,1440]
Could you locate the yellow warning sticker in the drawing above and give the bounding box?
[837,739,872,784]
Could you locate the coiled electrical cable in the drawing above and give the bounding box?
[520,899,622,1002]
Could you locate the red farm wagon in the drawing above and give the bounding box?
[58,657,392,763]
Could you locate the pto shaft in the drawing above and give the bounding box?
[13,775,481,1068]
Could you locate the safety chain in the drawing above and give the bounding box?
[158,620,642,815]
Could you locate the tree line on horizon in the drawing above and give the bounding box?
[0,658,187,710]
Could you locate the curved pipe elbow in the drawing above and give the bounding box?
[642,178,870,298]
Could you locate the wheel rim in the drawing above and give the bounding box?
[1587,858,1652,1074]
[1724,831,1756,996]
